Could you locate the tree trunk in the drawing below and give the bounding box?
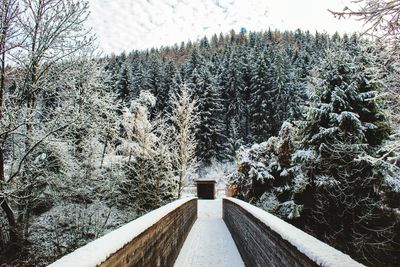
[0,1,21,252]
[0,140,19,247]
[100,134,108,169]
[177,169,183,199]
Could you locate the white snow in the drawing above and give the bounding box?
[224,197,364,267]
[292,149,316,161]
[48,196,363,267]
[174,199,244,267]
[384,172,400,192]
[48,197,196,267]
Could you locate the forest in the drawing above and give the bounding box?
[1,0,399,266]
[106,28,400,266]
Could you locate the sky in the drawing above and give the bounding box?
[87,0,364,54]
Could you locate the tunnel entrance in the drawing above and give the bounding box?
[195,180,216,199]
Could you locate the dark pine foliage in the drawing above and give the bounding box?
[106,29,361,163]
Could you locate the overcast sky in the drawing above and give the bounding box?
[87,0,363,54]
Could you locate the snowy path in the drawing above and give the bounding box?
[174,199,245,267]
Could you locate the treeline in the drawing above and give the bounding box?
[105,29,365,164]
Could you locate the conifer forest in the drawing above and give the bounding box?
[1,0,400,266]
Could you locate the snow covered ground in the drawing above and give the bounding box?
[174,199,244,267]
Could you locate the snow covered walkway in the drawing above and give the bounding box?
[174,199,245,267]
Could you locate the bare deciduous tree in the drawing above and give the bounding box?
[0,0,23,249]
[0,0,95,252]
[169,85,199,198]
[329,0,400,46]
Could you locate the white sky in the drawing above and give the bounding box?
[87,0,364,54]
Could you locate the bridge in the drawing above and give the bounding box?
[49,198,364,267]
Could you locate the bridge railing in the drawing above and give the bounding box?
[49,197,197,267]
[223,197,364,267]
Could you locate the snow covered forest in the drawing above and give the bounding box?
[106,27,400,266]
[1,0,399,266]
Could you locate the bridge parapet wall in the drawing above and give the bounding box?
[223,197,364,267]
[49,197,197,267]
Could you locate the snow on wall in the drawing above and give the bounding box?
[223,197,364,267]
[49,197,196,267]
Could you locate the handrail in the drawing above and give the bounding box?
[223,197,364,267]
[49,197,197,267]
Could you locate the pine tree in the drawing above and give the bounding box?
[250,52,274,142]
[131,62,151,99]
[199,36,210,49]
[219,48,245,150]
[158,60,178,113]
[269,49,297,134]
[115,63,131,101]
[195,64,225,164]
[298,47,395,265]
[146,57,162,112]
[237,46,253,143]
[184,48,203,81]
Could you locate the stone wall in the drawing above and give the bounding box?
[223,198,362,267]
[101,198,197,267]
[49,198,197,267]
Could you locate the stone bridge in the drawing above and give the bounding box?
[49,198,363,267]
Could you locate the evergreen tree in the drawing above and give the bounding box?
[131,62,152,99]
[237,46,253,143]
[115,63,131,101]
[219,48,245,149]
[250,52,274,142]
[195,64,225,164]
[199,36,210,49]
[270,49,295,134]
[146,57,162,112]
[298,47,395,265]
[184,48,203,80]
